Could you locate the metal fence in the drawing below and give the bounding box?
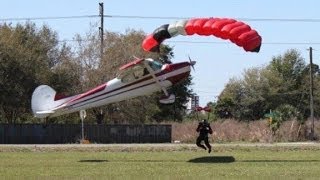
[0,124,171,144]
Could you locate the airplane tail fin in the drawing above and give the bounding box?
[31,85,59,118]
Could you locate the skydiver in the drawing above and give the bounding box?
[196,119,213,153]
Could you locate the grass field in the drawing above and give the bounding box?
[0,144,320,179]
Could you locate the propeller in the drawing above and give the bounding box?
[188,55,196,71]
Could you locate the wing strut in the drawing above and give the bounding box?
[143,61,175,104]
[143,61,169,96]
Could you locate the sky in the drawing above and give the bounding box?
[1,0,320,106]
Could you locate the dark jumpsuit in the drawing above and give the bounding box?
[196,122,213,151]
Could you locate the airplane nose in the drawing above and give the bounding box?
[165,62,193,84]
[189,61,196,66]
[189,61,196,71]
[188,56,196,71]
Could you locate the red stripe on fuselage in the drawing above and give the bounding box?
[68,84,106,103]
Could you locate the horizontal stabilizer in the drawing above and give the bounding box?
[36,110,55,114]
[32,85,71,118]
[34,110,55,118]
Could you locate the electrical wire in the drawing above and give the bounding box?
[3,14,314,45]
[0,15,98,21]
[0,14,320,23]
[58,39,320,45]
[105,15,320,22]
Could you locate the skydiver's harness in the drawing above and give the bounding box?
[197,122,212,138]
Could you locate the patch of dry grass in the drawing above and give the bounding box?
[172,119,320,143]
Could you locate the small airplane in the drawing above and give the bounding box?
[31,58,196,118]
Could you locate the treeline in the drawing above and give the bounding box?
[211,49,319,126]
[0,22,193,124]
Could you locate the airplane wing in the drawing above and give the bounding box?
[119,58,145,71]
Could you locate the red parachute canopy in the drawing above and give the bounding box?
[142,18,262,53]
[196,106,211,112]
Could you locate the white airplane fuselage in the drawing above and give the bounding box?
[31,60,192,118]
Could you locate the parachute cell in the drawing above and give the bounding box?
[153,24,171,43]
[221,21,244,40]
[193,18,209,35]
[175,20,188,35]
[142,17,262,53]
[202,18,218,35]
[229,24,251,44]
[142,34,160,52]
[168,20,188,37]
[211,19,236,39]
[185,18,198,35]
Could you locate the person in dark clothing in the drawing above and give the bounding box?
[196,119,213,153]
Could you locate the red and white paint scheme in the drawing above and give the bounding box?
[31,58,195,118]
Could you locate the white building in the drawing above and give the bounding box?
[186,94,199,114]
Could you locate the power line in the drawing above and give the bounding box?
[167,41,320,45]
[1,14,320,22]
[0,15,98,21]
[59,39,320,45]
[105,15,320,22]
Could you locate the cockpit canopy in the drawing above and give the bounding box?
[146,58,163,71]
[118,58,164,83]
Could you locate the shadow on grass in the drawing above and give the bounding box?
[78,158,319,164]
[78,159,183,163]
[240,159,320,163]
[79,159,108,163]
[188,156,235,163]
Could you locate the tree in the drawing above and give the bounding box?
[215,49,312,121]
[0,22,77,123]
[215,78,241,119]
[265,49,309,120]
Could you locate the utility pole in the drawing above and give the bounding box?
[309,47,315,140]
[99,2,104,61]
[98,2,106,123]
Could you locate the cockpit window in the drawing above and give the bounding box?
[148,60,163,71]
[132,66,144,78]
[120,65,145,83]
[118,59,163,83]
[121,73,135,83]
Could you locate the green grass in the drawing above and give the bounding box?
[0,148,320,179]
